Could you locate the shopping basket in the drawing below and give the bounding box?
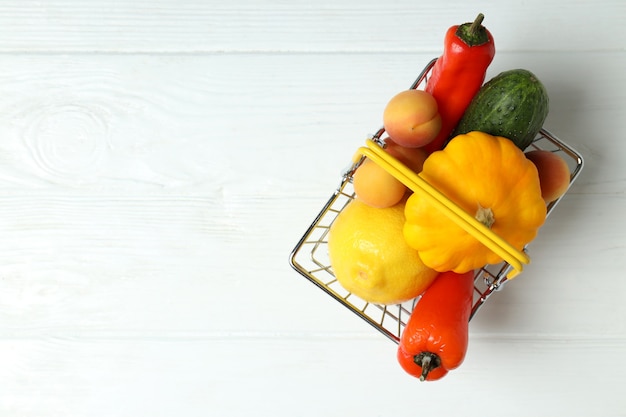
[289,58,584,343]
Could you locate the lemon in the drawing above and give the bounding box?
[327,199,438,305]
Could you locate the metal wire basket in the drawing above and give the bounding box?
[289,58,584,344]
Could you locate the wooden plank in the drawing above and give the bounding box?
[2,193,620,337]
[0,51,622,193]
[0,336,624,416]
[0,0,622,53]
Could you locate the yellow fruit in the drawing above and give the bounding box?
[327,199,438,305]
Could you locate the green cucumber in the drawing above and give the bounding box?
[451,69,549,150]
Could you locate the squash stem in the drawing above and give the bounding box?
[475,204,495,228]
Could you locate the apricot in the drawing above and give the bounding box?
[383,90,442,148]
[383,137,428,173]
[353,158,407,208]
[525,150,571,203]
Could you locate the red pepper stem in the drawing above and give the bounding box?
[455,13,489,47]
[414,352,442,381]
[469,13,485,35]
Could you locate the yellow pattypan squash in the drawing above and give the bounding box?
[403,131,547,273]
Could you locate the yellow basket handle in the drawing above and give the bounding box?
[353,139,529,279]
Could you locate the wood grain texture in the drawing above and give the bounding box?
[0,52,623,337]
[0,0,623,53]
[0,337,624,417]
[0,1,624,416]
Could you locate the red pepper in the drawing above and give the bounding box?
[397,270,475,381]
[422,13,495,154]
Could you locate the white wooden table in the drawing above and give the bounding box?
[0,1,624,416]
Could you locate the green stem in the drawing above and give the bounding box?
[456,13,489,46]
[469,13,485,36]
